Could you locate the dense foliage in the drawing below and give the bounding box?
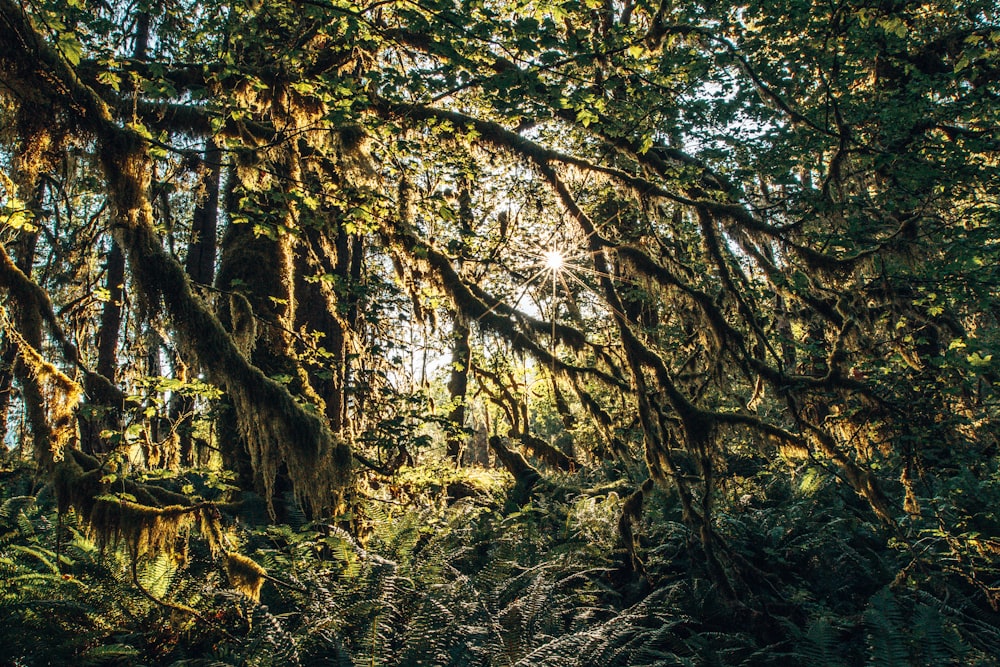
[1,0,999,663]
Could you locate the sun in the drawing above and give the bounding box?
[543,250,564,271]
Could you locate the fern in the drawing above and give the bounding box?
[910,602,959,666]
[864,588,909,667]
[0,495,36,523]
[913,588,1000,659]
[801,615,845,667]
[4,457,998,666]
[10,543,60,573]
[135,551,179,598]
[79,643,141,666]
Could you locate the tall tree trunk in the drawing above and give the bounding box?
[446,181,474,462]
[185,141,221,287]
[216,166,319,515]
[143,325,170,466]
[79,239,125,456]
[294,221,364,436]
[10,233,47,467]
[6,111,57,468]
[95,0,152,381]
[446,313,470,462]
[295,227,347,431]
[216,216,294,501]
[95,242,125,381]
[174,140,221,466]
[0,339,15,447]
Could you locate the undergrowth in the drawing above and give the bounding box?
[2,460,999,666]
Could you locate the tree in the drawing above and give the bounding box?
[1,0,998,607]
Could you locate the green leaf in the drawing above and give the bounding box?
[56,32,83,66]
[576,108,599,127]
[966,352,992,367]
[3,207,36,232]
[96,70,121,91]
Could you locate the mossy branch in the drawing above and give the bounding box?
[488,435,542,501]
[380,223,626,389]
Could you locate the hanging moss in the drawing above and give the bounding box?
[618,478,654,576]
[225,551,266,601]
[52,449,226,558]
[488,435,541,499]
[517,433,575,472]
[227,292,258,357]
[88,499,189,556]
[0,308,81,468]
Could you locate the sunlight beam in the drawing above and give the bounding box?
[544,250,564,271]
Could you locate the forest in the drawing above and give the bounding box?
[1,0,999,664]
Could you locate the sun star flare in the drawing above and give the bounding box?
[544,250,564,271]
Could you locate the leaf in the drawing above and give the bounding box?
[56,32,83,66]
[576,108,599,127]
[966,352,992,367]
[2,207,36,232]
[127,121,153,141]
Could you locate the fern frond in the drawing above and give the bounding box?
[864,588,909,667]
[0,496,36,523]
[136,551,179,598]
[10,543,60,573]
[79,643,141,666]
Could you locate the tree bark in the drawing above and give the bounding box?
[175,141,222,466]
[9,234,47,467]
[185,141,221,287]
[445,313,471,462]
[0,339,15,447]
[95,241,125,382]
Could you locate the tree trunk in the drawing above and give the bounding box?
[9,233,47,467]
[83,1,153,456]
[216,215,295,502]
[175,141,221,466]
[0,340,15,447]
[95,241,125,382]
[185,141,221,287]
[445,313,470,462]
